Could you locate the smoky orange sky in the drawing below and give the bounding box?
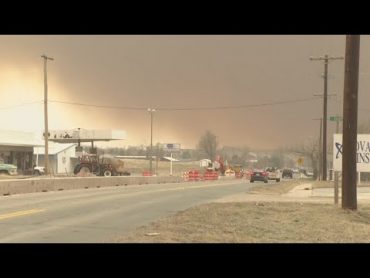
[1,35,370,150]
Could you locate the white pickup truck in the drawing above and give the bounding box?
[33,166,45,175]
[265,167,281,182]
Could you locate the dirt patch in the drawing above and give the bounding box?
[112,202,370,243]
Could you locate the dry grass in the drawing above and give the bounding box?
[311,180,334,189]
[111,178,370,243]
[311,180,370,189]
[122,159,202,176]
[113,202,370,243]
[248,179,309,194]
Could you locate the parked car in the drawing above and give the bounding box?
[301,168,313,177]
[282,169,293,179]
[250,169,268,183]
[0,163,18,175]
[265,167,281,182]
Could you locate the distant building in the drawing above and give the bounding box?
[200,159,212,167]
[34,143,77,175]
[0,130,43,174]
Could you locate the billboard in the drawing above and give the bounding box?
[162,143,181,152]
[333,134,370,172]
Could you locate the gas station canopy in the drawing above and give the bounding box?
[46,129,126,143]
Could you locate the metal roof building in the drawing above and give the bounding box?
[0,130,44,173]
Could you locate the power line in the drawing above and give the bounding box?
[49,97,320,111]
[331,72,370,76]
[159,97,319,111]
[331,97,370,112]
[0,101,42,110]
[49,100,145,110]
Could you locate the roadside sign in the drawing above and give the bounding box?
[329,116,343,121]
[333,134,370,172]
[162,143,181,152]
[162,143,181,176]
[297,157,304,166]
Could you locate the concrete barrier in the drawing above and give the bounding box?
[0,176,183,196]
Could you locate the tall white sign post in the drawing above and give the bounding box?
[162,143,181,176]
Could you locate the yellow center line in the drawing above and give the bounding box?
[0,209,45,221]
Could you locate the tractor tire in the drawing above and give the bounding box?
[103,169,112,177]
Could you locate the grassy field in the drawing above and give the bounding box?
[112,178,370,243]
[122,159,203,176]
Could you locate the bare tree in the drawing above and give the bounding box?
[197,130,219,161]
[219,145,250,166]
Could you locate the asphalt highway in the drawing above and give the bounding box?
[0,179,266,243]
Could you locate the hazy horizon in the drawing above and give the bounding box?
[1,35,369,150]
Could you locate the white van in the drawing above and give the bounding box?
[265,167,281,182]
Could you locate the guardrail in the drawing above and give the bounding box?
[0,176,183,196]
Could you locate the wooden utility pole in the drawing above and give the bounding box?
[41,54,54,175]
[313,118,322,180]
[310,55,344,181]
[319,118,322,181]
[342,35,360,210]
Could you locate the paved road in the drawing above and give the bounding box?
[0,179,270,243]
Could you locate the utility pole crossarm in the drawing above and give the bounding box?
[309,56,344,61]
[41,54,54,61]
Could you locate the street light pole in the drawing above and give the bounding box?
[310,55,344,181]
[147,108,156,174]
[41,54,54,175]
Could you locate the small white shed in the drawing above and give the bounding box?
[34,143,77,175]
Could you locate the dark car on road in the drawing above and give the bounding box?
[250,169,268,183]
[282,169,293,179]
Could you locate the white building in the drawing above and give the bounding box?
[34,143,77,175]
